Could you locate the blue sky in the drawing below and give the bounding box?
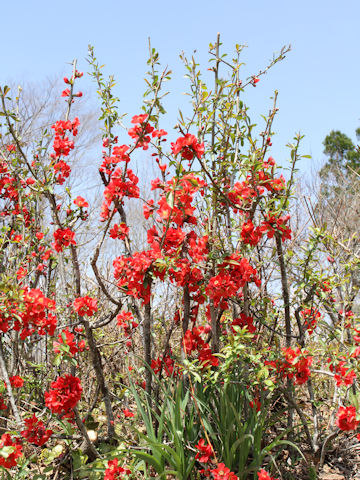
[2,0,360,178]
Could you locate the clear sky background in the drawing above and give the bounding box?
[1,0,359,180]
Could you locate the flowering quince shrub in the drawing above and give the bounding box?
[0,38,359,479]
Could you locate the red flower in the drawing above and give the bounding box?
[195,438,213,463]
[151,354,176,376]
[336,406,359,431]
[0,395,7,410]
[53,328,85,356]
[0,434,22,468]
[73,296,98,317]
[21,414,53,446]
[152,129,167,138]
[109,223,129,240]
[257,469,279,480]
[301,308,321,335]
[231,314,256,334]
[249,396,262,412]
[52,228,76,252]
[331,360,356,387]
[211,463,237,479]
[131,114,148,124]
[123,408,134,418]
[9,376,24,388]
[171,134,204,160]
[104,458,131,480]
[14,287,57,340]
[45,375,82,415]
[73,196,88,208]
[241,219,264,246]
[283,347,312,385]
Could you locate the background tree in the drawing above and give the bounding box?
[320,128,360,183]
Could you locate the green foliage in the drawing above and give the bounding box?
[321,129,360,180]
[127,327,298,480]
[193,380,293,480]
[129,375,199,480]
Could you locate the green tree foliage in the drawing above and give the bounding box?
[320,128,360,180]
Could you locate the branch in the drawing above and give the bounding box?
[0,340,22,428]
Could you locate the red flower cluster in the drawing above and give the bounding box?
[231,314,256,334]
[249,395,262,412]
[45,375,82,415]
[101,167,140,220]
[266,347,312,385]
[194,439,237,479]
[18,287,57,339]
[127,114,154,150]
[53,328,86,356]
[52,228,76,252]
[0,395,7,410]
[211,463,238,479]
[329,358,356,387]
[301,308,321,335]
[109,223,129,240]
[241,219,265,246]
[116,311,138,349]
[21,413,53,446]
[206,253,260,308]
[152,128,167,138]
[104,458,131,480]
[8,376,24,388]
[183,327,218,368]
[0,434,22,468]
[171,134,204,161]
[336,406,359,431]
[262,214,291,242]
[154,174,206,227]
[116,311,137,332]
[122,408,135,418]
[100,144,131,174]
[227,161,286,211]
[6,144,16,153]
[51,117,79,184]
[52,121,75,156]
[151,353,176,377]
[113,249,161,304]
[73,196,88,208]
[73,296,98,317]
[195,438,214,463]
[283,347,312,385]
[258,469,279,480]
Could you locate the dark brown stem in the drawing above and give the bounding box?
[92,305,122,329]
[143,277,153,398]
[280,387,315,453]
[182,285,191,334]
[74,407,99,459]
[275,232,294,436]
[275,233,291,347]
[0,340,22,428]
[82,319,115,439]
[319,429,340,469]
[210,301,220,353]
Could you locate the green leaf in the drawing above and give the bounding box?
[166,191,174,209]
[0,445,15,458]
